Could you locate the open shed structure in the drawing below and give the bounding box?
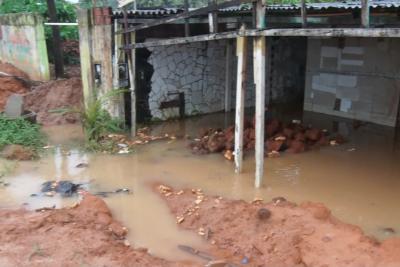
[77,0,400,187]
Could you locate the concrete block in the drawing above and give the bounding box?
[5,94,24,118]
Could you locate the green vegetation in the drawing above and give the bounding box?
[54,90,125,151]
[0,114,46,150]
[0,0,78,40]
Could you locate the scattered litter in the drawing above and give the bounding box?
[241,256,250,264]
[75,163,89,168]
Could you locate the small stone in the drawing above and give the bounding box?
[257,208,271,220]
[176,216,185,224]
[241,257,250,264]
[124,239,130,247]
[194,199,202,205]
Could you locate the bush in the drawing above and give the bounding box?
[0,114,46,150]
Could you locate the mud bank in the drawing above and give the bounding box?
[0,194,194,267]
[158,185,400,267]
[24,77,83,125]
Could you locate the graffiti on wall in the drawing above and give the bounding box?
[0,25,35,68]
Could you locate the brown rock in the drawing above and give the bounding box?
[305,128,321,141]
[257,208,271,220]
[1,145,36,160]
[287,140,305,154]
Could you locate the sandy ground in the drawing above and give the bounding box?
[158,185,400,267]
[0,193,195,267]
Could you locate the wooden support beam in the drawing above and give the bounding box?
[77,9,95,108]
[129,31,137,136]
[184,0,190,37]
[113,19,125,120]
[208,0,218,33]
[117,0,253,34]
[123,10,137,137]
[125,28,400,50]
[301,0,307,28]
[361,0,370,28]
[47,0,64,78]
[234,30,248,174]
[254,36,266,188]
[224,40,233,112]
[255,0,266,29]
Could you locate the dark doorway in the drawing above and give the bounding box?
[124,48,154,126]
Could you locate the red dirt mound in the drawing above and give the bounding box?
[0,194,194,267]
[0,61,29,79]
[24,77,83,125]
[158,185,400,267]
[0,76,29,110]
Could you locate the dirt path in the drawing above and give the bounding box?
[0,193,196,267]
[158,185,400,267]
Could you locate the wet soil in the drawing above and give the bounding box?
[0,61,83,125]
[0,193,194,267]
[158,185,400,267]
[23,77,83,125]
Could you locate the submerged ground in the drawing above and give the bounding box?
[0,111,399,266]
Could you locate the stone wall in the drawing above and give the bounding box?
[0,13,49,81]
[147,40,255,120]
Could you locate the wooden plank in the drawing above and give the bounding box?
[234,29,248,174]
[301,0,307,28]
[47,0,64,78]
[113,19,125,120]
[361,0,370,28]
[125,28,400,49]
[224,40,233,112]
[208,0,218,33]
[255,0,266,29]
[254,36,266,188]
[117,0,253,34]
[184,0,190,37]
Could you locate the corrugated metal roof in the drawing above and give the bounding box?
[115,0,400,16]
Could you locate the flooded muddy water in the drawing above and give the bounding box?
[0,111,399,261]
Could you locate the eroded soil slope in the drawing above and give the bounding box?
[0,194,194,267]
[158,185,400,267]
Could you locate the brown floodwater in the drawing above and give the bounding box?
[0,111,399,262]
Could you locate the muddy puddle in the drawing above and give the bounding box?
[0,111,399,262]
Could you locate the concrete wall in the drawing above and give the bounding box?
[304,37,400,127]
[0,13,49,81]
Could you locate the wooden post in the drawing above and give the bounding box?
[129,32,136,136]
[361,0,370,28]
[78,8,94,108]
[113,19,125,120]
[234,27,248,174]
[47,0,64,78]
[224,40,233,112]
[254,0,267,188]
[300,0,307,28]
[123,10,136,136]
[184,0,190,37]
[208,0,218,33]
[254,36,266,188]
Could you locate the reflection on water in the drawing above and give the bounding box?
[0,110,399,260]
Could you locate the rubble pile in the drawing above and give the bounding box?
[189,118,346,160]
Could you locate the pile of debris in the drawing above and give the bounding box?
[189,118,345,160]
[99,127,177,154]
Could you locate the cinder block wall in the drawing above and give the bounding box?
[304,37,400,127]
[0,13,50,81]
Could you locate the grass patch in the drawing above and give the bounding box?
[0,114,46,150]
